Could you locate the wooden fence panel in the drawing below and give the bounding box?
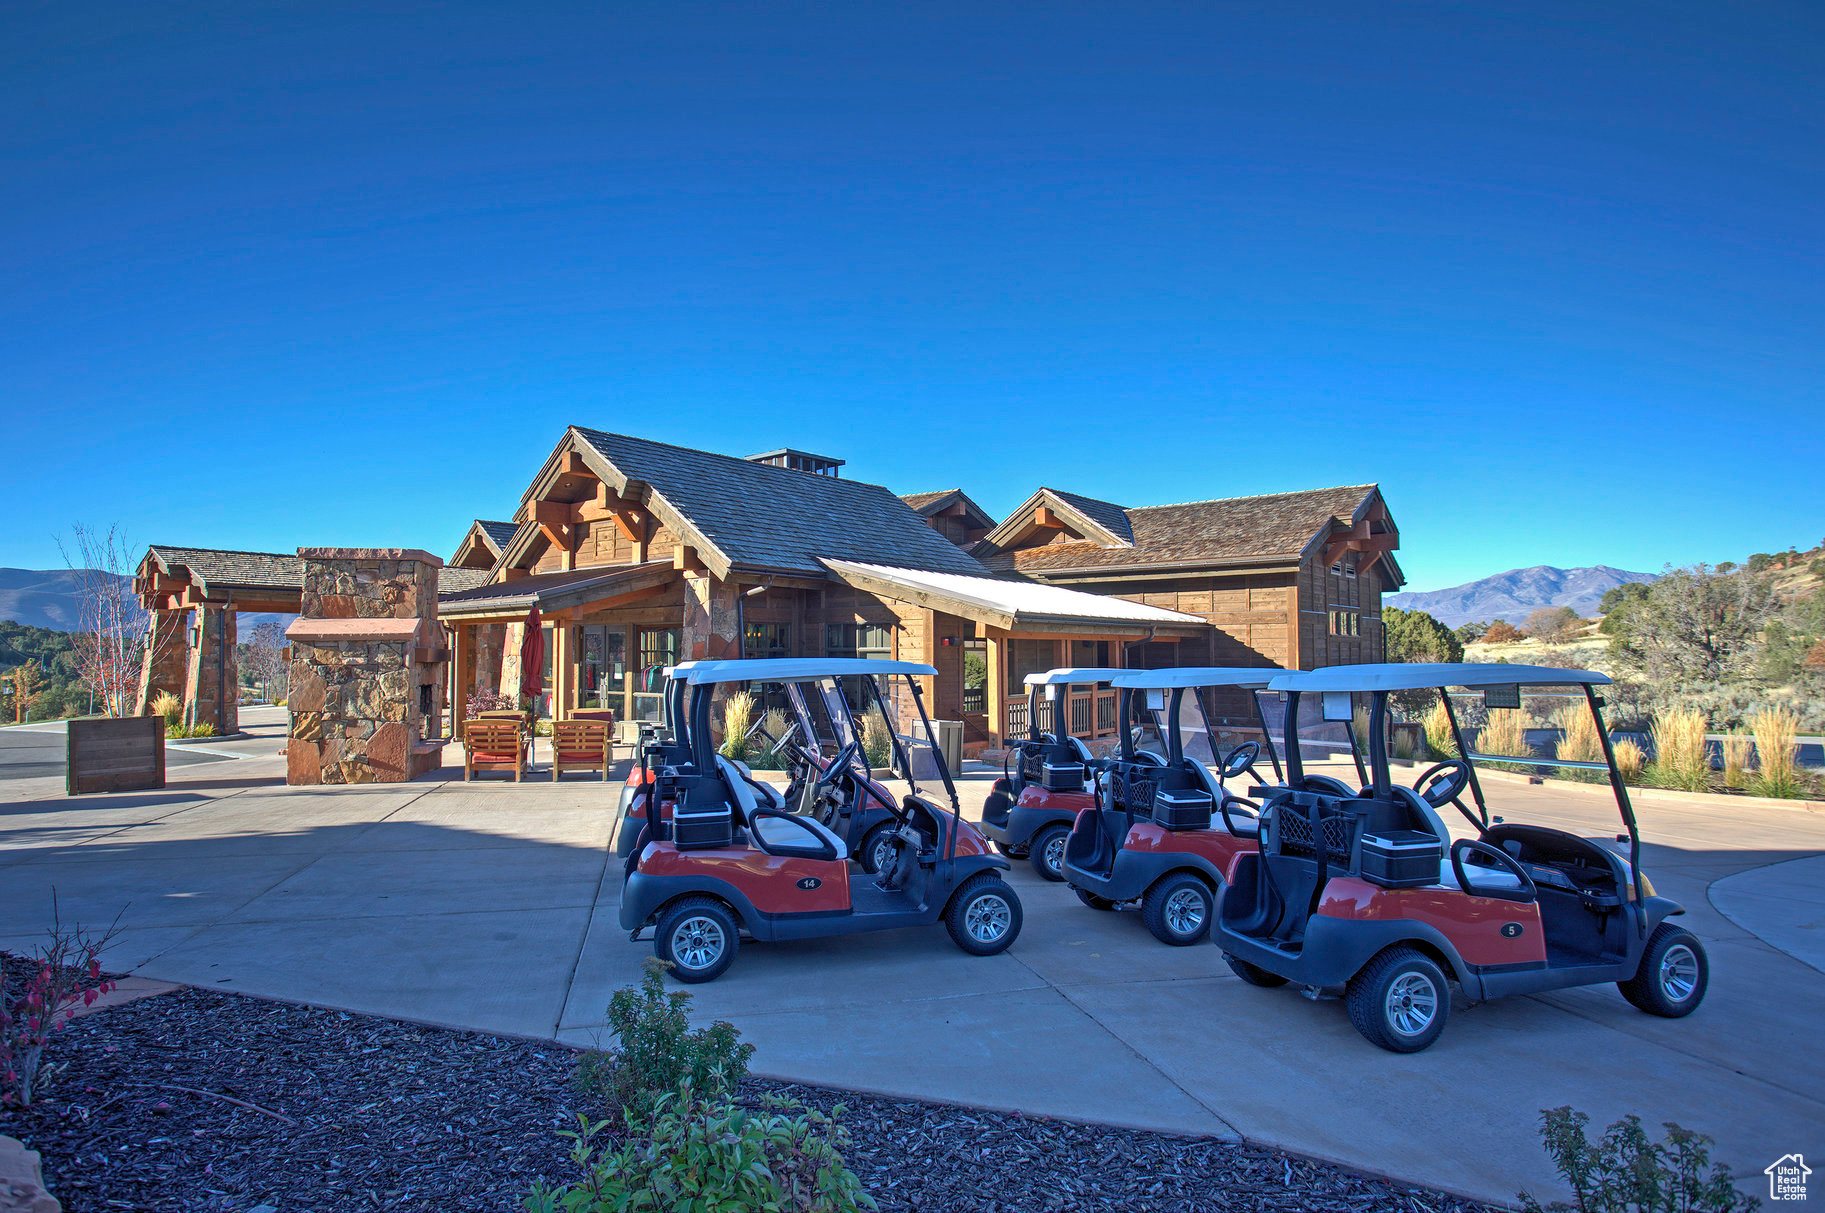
[67,717,165,795]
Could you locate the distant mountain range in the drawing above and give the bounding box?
[0,568,293,634]
[1385,565,1658,627]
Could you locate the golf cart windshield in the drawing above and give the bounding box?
[1253,690,1366,786]
[786,677,858,757]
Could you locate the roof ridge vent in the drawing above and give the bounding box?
[744,448,845,477]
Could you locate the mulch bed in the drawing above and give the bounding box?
[6,960,1496,1213]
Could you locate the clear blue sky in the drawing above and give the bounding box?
[3,2,1820,590]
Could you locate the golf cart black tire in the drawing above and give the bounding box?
[1346,946,1450,1053]
[1141,872,1213,946]
[1225,953,1290,988]
[1618,923,1709,1018]
[858,823,897,875]
[945,876,1023,956]
[1074,887,1117,911]
[1029,824,1071,882]
[655,897,740,984]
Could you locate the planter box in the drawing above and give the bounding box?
[67,716,165,795]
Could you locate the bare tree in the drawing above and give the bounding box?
[1522,606,1581,643]
[243,619,288,703]
[57,524,165,718]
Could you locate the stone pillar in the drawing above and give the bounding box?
[184,606,237,735]
[682,572,740,662]
[134,609,190,716]
[287,549,446,785]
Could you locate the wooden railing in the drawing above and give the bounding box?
[1003,689,1117,741]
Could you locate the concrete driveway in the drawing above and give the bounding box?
[2,730,1820,1206]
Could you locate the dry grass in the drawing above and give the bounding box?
[149,690,182,727]
[1422,700,1458,759]
[1722,729,1755,790]
[1391,729,1422,761]
[1750,706,1803,799]
[718,690,755,760]
[1478,709,1534,773]
[1552,703,1605,782]
[1612,738,1647,784]
[1648,708,1710,792]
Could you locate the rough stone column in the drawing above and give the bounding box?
[287,549,445,785]
[183,606,238,734]
[134,609,190,716]
[682,572,740,662]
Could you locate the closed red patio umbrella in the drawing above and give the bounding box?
[520,604,545,709]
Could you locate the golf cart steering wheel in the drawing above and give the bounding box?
[1412,760,1472,809]
[1220,742,1259,783]
[819,738,861,791]
[744,716,777,751]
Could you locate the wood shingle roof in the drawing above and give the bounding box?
[571,428,989,578]
[981,484,1387,575]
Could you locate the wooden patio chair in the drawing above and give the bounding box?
[552,719,613,781]
[463,719,529,782]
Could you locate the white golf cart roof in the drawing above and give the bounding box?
[682,658,939,685]
[1269,662,1612,693]
[1022,667,1124,688]
[1110,666,1287,690]
[660,661,703,678]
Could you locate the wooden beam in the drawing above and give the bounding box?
[673,545,704,573]
[1034,505,1062,530]
[563,451,594,478]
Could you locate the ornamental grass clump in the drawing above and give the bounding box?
[1552,703,1605,783]
[1749,706,1802,799]
[862,711,894,771]
[573,959,754,1129]
[1721,729,1754,791]
[1422,700,1458,759]
[149,689,182,731]
[1611,738,1647,785]
[1519,1106,1755,1213]
[1648,709,1710,793]
[717,691,756,764]
[1477,709,1534,774]
[747,707,792,771]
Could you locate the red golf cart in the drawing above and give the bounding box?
[1060,668,1283,944]
[980,667,1123,880]
[1214,663,1709,1052]
[620,658,1024,982]
[615,663,908,873]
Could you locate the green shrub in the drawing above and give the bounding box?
[573,959,754,1127]
[1519,1107,1756,1213]
[528,1084,875,1213]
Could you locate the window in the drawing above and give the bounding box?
[631,627,681,722]
[578,626,627,709]
[744,622,790,660]
[826,623,892,710]
[826,623,891,660]
[1328,610,1360,638]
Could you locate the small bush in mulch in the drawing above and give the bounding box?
[5,960,1498,1213]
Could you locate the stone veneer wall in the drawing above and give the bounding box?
[286,549,445,785]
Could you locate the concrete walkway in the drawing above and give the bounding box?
[2,732,1821,1206]
[1711,853,1825,975]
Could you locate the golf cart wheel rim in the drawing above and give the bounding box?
[1659,943,1699,1002]
[1385,971,1440,1037]
[672,915,726,971]
[965,891,1012,943]
[1164,887,1206,935]
[872,837,896,871]
[1043,834,1067,874]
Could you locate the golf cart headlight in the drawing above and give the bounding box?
[1636,872,1655,898]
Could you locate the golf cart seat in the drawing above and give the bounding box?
[1183,760,1261,836]
[718,755,786,811]
[1063,735,1095,764]
[716,756,847,859]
